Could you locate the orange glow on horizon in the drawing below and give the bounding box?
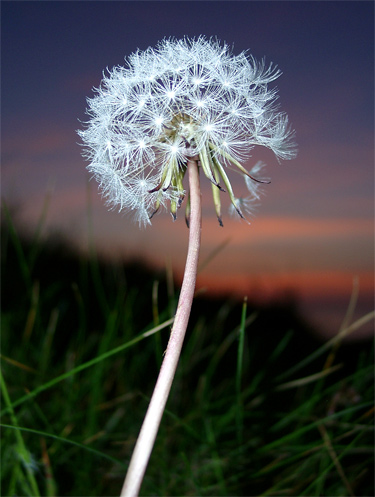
[195,269,374,301]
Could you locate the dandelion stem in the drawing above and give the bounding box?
[121,159,202,497]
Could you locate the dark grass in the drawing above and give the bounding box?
[1,211,374,497]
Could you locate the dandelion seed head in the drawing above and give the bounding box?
[170,145,179,154]
[78,36,297,227]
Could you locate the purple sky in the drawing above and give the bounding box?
[2,1,374,339]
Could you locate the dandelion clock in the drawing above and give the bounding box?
[78,36,297,497]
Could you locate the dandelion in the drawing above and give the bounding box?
[78,36,296,497]
[78,36,296,227]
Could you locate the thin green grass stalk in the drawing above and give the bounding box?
[315,449,329,496]
[0,318,174,417]
[26,393,54,434]
[197,237,231,273]
[302,422,370,496]
[276,363,343,391]
[22,280,40,342]
[40,437,58,497]
[267,329,294,363]
[0,369,40,497]
[39,308,59,378]
[242,329,295,406]
[63,350,79,424]
[256,408,372,496]
[2,201,32,291]
[27,190,52,272]
[338,276,359,335]
[0,355,36,374]
[235,296,247,444]
[270,363,373,434]
[262,401,373,455]
[317,280,361,398]
[180,451,201,494]
[309,312,374,415]
[204,417,227,495]
[85,310,119,437]
[86,183,111,318]
[7,464,19,496]
[71,281,88,347]
[1,423,125,468]
[275,310,375,383]
[203,313,257,396]
[180,315,207,376]
[317,422,355,496]
[165,256,176,320]
[152,279,163,367]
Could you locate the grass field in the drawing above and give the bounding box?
[1,209,374,496]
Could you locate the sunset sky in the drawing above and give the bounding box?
[2,1,374,338]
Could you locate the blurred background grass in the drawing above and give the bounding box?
[1,205,374,497]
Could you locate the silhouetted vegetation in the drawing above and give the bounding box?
[1,217,373,496]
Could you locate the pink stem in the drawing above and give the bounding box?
[121,159,202,497]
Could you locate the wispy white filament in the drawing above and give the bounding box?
[78,36,297,227]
